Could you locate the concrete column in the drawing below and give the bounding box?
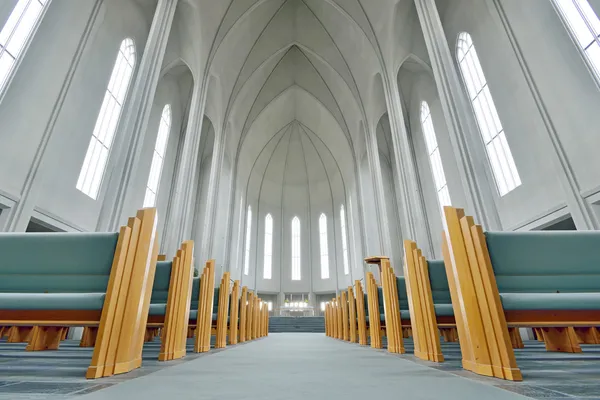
[199,128,226,262]
[162,82,205,256]
[97,0,178,231]
[415,0,501,230]
[364,126,393,258]
[385,76,434,256]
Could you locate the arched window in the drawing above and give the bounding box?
[340,205,350,275]
[319,213,329,279]
[143,104,171,207]
[244,205,252,276]
[0,0,50,94]
[420,101,451,209]
[457,32,521,197]
[554,0,600,80]
[263,213,273,280]
[77,38,136,199]
[291,216,301,281]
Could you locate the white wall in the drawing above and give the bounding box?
[435,0,579,230]
[0,0,152,231]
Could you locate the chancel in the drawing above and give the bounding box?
[0,0,600,399]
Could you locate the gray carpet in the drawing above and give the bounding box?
[78,333,528,400]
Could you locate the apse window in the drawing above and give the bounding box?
[263,213,273,280]
[457,32,521,197]
[319,214,330,279]
[320,302,326,312]
[77,38,136,199]
[291,216,301,281]
[267,301,273,311]
[143,104,171,207]
[420,101,451,209]
[554,0,600,81]
[0,0,49,94]
[340,205,350,275]
[244,205,252,276]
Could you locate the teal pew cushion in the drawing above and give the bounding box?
[213,288,219,314]
[396,276,408,303]
[0,232,118,276]
[485,231,600,293]
[428,260,452,304]
[433,303,454,316]
[149,303,166,316]
[191,277,200,302]
[0,293,106,311]
[151,261,172,303]
[500,292,600,311]
[0,232,118,294]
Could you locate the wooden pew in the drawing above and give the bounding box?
[355,280,368,345]
[364,257,404,354]
[214,272,231,349]
[193,260,216,353]
[145,241,195,361]
[239,286,248,342]
[403,240,453,362]
[441,206,600,381]
[0,208,159,379]
[229,280,240,345]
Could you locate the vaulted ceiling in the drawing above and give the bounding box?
[167,0,427,189]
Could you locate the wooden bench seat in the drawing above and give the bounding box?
[401,240,457,362]
[442,206,600,381]
[145,241,194,361]
[0,208,159,379]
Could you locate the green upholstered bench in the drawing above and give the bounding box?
[441,206,600,381]
[0,208,159,379]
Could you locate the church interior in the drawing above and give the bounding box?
[1,0,600,398]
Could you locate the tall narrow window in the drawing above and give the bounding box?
[340,205,350,275]
[263,213,273,279]
[291,216,301,281]
[0,0,49,94]
[244,205,252,276]
[143,105,171,207]
[457,32,521,197]
[554,0,600,80]
[77,38,136,199]
[319,213,330,279]
[420,101,451,209]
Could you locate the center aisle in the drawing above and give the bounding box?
[80,334,528,400]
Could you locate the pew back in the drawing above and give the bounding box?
[0,233,119,296]
[485,231,600,293]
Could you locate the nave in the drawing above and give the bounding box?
[16,334,537,400]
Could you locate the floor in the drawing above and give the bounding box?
[0,335,599,399]
[410,340,600,399]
